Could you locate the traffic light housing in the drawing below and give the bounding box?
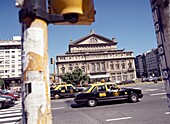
[48,0,95,25]
[51,58,54,64]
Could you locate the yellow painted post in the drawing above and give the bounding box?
[21,18,52,124]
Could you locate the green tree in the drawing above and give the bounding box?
[0,78,4,88]
[61,68,89,86]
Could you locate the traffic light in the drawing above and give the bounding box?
[51,58,54,64]
[48,0,95,25]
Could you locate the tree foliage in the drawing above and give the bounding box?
[0,78,4,87]
[61,68,89,86]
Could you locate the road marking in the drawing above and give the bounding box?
[51,107,65,110]
[0,108,22,112]
[142,89,158,92]
[0,113,22,118]
[150,92,166,96]
[0,110,21,114]
[0,116,21,123]
[106,117,132,122]
[165,112,170,115]
[161,96,167,99]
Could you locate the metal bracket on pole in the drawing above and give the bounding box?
[19,0,78,24]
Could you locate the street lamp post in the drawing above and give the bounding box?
[51,58,56,83]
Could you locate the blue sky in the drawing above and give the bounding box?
[0,0,157,73]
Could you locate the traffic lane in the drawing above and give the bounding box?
[110,97,170,124]
[51,99,133,124]
[51,87,169,124]
[51,96,169,124]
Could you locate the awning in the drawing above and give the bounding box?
[89,74,110,79]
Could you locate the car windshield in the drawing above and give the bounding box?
[82,85,92,92]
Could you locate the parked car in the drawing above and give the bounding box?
[0,90,20,100]
[0,94,15,109]
[74,82,143,107]
[50,84,84,99]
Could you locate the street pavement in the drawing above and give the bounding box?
[0,100,22,124]
[1,81,170,124]
[51,81,170,124]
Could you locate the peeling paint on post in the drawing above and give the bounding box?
[21,19,52,124]
[150,0,170,111]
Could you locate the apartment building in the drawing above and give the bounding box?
[56,31,136,83]
[135,48,161,78]
[0,36,21,88]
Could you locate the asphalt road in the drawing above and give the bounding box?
[51,82,170,124]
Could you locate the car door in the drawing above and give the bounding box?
[66,85,76,97]
[109,84,123,100]
[94,85,110,102]
[58,86,67,97]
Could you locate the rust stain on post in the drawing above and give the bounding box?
[23,19,52,124]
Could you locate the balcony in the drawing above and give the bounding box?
[90,70,106,75]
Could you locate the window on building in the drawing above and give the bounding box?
[87,64,90,70]
[116,63,120,70]
[5,70,9,73]
[96,63,100,71]
[81,66,85,72]
[69,66,73,71]
[0,61,3,64]
[92,63,95,71]
[128,62,132,68]
[130,74,134,80]
[110,61,114,70]
[123,75,127,81]
[5,51,10,53]
[117,75,121,81]
[61,67,65,74]
[101,62,105,71]
[122,62,125,69]
[0,70,4,73]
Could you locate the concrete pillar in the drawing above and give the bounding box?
[150,0,170,111]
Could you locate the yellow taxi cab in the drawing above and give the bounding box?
[74,82,143,107]
[50,83,83,99]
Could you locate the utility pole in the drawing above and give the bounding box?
[18,0,52,123]
[150,0,170,111]
[16,0,95,123]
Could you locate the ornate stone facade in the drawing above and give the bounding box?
[56,31,136,83]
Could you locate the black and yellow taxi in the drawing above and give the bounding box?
[50,83,83,99]
[74,82,143,107]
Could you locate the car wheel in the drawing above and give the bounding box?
[54,94,60,99]
[87,99,97,107]
[129,93,138,103]
[0,102,3,109]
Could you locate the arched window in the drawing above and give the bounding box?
[128,61,132,68]
[122,62,125,69]
[116,62,119,70]
[61,66,65,74]
[81,66,85,72]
